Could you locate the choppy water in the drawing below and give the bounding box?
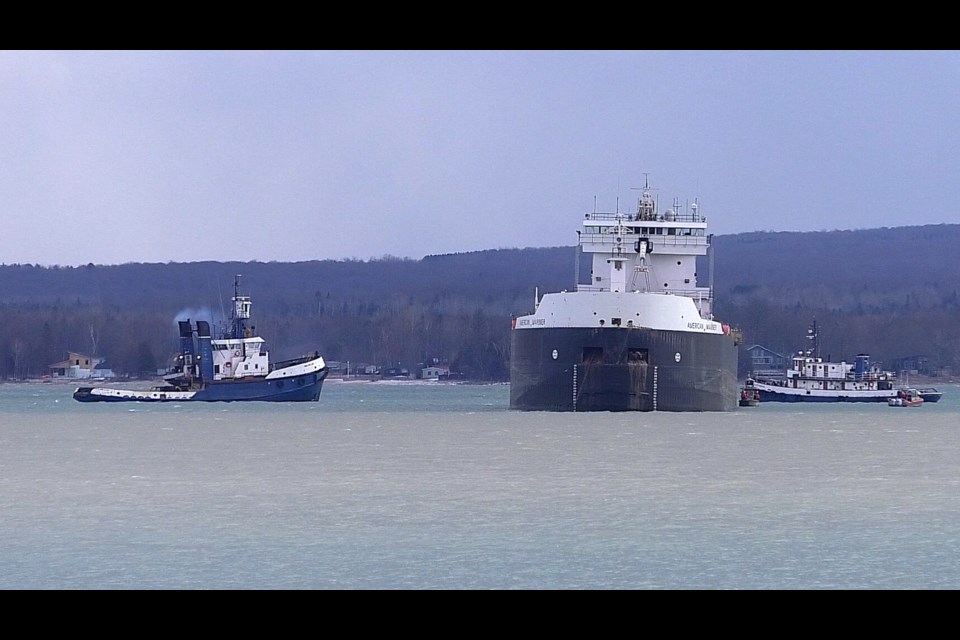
[2,379,959,589]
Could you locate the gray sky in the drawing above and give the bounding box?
[3,50,959,266]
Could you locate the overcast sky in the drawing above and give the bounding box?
[2,50,959,266]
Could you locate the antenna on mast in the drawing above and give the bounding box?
[806,317,820,359]
[630,172,658,221]
[231,274,252,339]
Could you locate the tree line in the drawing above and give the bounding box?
[2,224,959,380]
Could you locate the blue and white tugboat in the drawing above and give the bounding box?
[74,276,328,402]
[510,176,741,412]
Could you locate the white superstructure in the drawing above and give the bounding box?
[516,177,720,333]
[577,178,712,315]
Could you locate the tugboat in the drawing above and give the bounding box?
[746,318,899,403]
[74,276,328,402]
[509,175,740,412]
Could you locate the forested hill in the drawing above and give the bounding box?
[0,247,580,314]
[712,224,960,309]
[0,247,583,379]
[711,224,960,374]
[1,224,959,379]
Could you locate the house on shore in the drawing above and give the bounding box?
[49,352,115,379]
[421,364,449,380]
[744,344,788,380]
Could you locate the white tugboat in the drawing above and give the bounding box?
[744,318,902,403]
[510,176,740,411]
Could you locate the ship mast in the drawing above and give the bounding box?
[606,211,629,293]
[231,274,252,340]
[805,318,820,359]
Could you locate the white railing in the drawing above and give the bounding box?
[579,233,708,248]
[586,211,704,223]
[575,284,712,299]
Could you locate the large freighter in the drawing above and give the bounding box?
[510,178,740,411]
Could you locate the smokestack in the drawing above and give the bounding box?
[178,320,196,374]
[196,320,214,384]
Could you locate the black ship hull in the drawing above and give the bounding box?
[510,327,738,412]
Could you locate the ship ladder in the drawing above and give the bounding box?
[652,365,658,411]
[572,364,578,412]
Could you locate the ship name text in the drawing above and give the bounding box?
[517,318,546,327]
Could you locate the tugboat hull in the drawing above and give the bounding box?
[749,385,894,403]
[74,364,328,403]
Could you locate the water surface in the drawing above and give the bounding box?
[1,380,958,589]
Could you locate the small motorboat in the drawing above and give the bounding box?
[739,387,760,407]
[888,388,924,407]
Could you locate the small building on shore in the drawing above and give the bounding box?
[744,344,788,380]
[49,352,115,379]
[421,364,450,380]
